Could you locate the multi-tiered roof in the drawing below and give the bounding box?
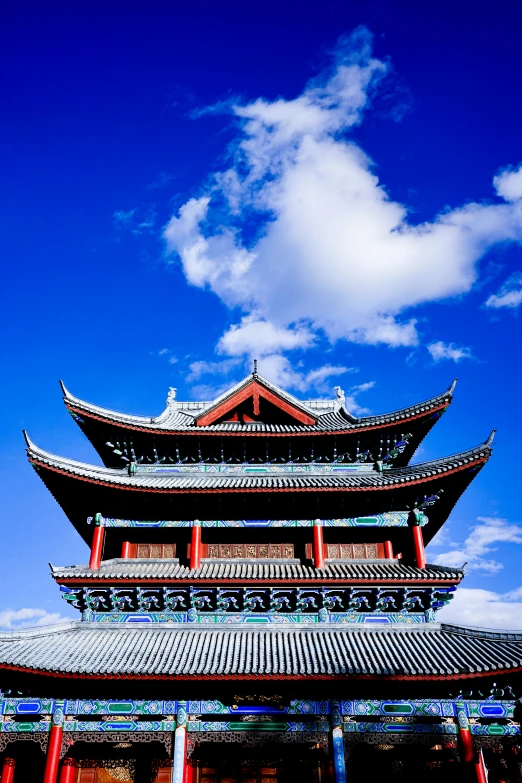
[1,370,521,701]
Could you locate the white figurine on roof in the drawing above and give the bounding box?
[333,385,345,412]
[166,387,178,409]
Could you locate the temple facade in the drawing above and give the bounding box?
[0,370,521,782]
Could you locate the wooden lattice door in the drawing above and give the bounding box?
[199,764,279,783]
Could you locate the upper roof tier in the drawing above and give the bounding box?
[61,373,457,468]
[25,433,492,544]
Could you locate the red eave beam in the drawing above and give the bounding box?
[65,400,449,436]
[0,662,520,683]
[55,578,462,587]
[29,456,489,495]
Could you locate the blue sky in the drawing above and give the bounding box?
[1,0,522,630]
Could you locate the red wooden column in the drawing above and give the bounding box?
[190,521,201,570]
[172,702,188,783]
[409,510,426,569]
[121,541,131,558]
[456,702,482,783]
[1,758,16,783]
[313,520,325,569]
[58,759,77,783]
[89,513,105,570]
[384,540,394,559]
[474,749,487,783]
[43,703,65,783]
[184,759,195,783]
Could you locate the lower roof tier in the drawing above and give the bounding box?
[26,436,492,544]
[53,559,464,584]
[1,621,521,685]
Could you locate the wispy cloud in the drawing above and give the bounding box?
[438,587,522,630]
[427,340,473,363]
[163,28,522,368]
[147,171,173,190]
[186,358,242,383]
[485,272,522,309]
[0,608,68,631]
[114,206,156,235]
[151,348,178,364]
[429,516,522,573]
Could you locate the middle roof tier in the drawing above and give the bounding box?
[26,435,491,544]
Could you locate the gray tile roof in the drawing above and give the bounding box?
[52,560,464,582]
[61,376,456,434]
[0,621,521,678]
[26,438,491,492]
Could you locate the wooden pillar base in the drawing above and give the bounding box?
[1,758,16,783]
[58,759,77,783]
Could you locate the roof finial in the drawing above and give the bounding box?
[253,359,258,377]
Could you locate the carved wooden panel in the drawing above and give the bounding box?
[205,544,294,559]
[318,543,383,560]
[134,543,176,559]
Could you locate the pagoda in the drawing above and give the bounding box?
[0,369,521,783]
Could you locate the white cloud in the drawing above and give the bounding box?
[485,272,522,309]
[438,587,522,630]
[427,340,473,363]
[493,164,522,202]
[218,317,315,357]
[304,364,356,390]
[429,516,522,573]
[163,28,522,362]
[0,608,68,631]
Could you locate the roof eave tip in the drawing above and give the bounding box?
[448,378,458,395]
[22,429,33,448]
[486,429,496,447]
[59,379,70,398]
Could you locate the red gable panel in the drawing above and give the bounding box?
[195,379,317,426]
